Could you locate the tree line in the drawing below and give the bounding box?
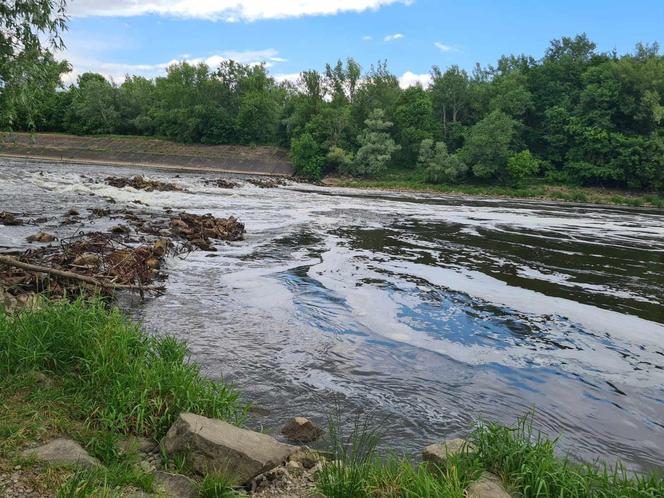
[1,33,663,190]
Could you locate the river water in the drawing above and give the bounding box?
[1,158,663,472]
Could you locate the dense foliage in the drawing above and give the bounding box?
[1,33,663,189]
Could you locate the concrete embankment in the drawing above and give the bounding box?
[0,132,294,176]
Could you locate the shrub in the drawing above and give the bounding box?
[290,132,326,180]
[348,109,400,177]
[418,139,468,184]
[507,150,541,183]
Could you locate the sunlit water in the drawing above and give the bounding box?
[1,158,663,471]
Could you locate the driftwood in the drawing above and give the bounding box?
[0,255,163,291]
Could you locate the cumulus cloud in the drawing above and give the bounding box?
[434,42,456,53]
[68,0,411,21]
[398,71,431,89]
[384,33,405,42]
[60,48,287,84]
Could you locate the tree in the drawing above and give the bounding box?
[430,65,470,139]
[350,109,400,177]
[393,86,433,166]
[418,139,467,184]
[67,73,120,135]
[291,132,325,180]
[461,111,518,180]
[0,1,69,126]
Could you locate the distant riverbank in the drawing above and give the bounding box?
[326,172,664,209]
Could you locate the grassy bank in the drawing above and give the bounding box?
[1,301,662,497]
[0,299,245,496]
[329,170,664,208]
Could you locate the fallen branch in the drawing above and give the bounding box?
[0,255,163,292]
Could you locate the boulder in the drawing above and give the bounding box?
[422,438,476,466]
[118,436,156,455]
[280,417,324,443]
[21,438,100,468]
[153,471,196,498]
[161,413,295,485]
[467,472,513,498]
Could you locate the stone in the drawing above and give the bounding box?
[422,438,476,466]
[467,472,513,498]
[21,438,100,468]
[72,253,101,267]
[119,436,157,454]
[153,471,196,498]
[161,413,295,485]
[289,447,323,470]
[26,232,56,243]
[280,417,324,443]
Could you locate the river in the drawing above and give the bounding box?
[1,158,663,472]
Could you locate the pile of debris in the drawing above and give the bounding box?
[246,178,287,189]
[169,213,245,251]
[0,233,176,311]
[204,178,239,189]
[106,176,182,192]
[0,211,23,226]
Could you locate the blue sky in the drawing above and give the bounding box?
[62,0,664,86]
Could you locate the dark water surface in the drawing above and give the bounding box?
[1,158,663,471]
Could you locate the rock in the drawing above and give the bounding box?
[280,417,324,443]
[21,438,100,468]
[467,472,513,498]
[161,413,295,485]
[66,209,80,216]
[153,471,196,498]
[289,447,324,470]
[422,438,476,466]
[26,232,56,243]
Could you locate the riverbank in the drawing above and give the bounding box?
[0,133,293,177]
[1,301,662,497]
[326,171,664,209]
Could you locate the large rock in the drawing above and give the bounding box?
[280,417,324,443]
[422,438,476,466]
[21,438,100,468]
[161,413,295,485]
[467,472,513,498]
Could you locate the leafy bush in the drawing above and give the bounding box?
[418,139,468,184]
[290,132,326,180]
[327,145,354,174]
[507,150,541,183]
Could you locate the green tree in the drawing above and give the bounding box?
[291,132,325,180]
[418,139,467,184]
[393,86,433,166]
[507,150,541,184]
[350,109,400,177]
[461,110,518,180]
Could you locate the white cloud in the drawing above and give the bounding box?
[434,42,456,53]
[398,71,431,89]
[68,0,411,21]
[59,48,287,84]
[362,35,373,41]
[384,33,405,42]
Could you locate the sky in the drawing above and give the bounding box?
[60,0,664,87]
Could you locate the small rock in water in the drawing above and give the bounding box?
[21,438,100,468]
[422,438,476,466]
[26,232,56,243]
[280,417,324,443]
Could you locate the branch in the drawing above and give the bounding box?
[0,255,163,292]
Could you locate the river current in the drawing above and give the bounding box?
[1,158,663,471]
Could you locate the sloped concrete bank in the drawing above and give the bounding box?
[0,133,294,176]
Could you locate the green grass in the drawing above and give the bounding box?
[332,169,664,208]
[0,299,247,497]
[0,299,245,438]
[317,413,664,498]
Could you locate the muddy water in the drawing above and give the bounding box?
[1,158,663,471]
